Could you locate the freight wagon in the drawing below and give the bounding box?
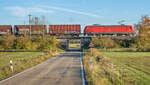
[49,25,81,35]
[84,25,134,36]
[0,25,12,35]
[14,25,46,35]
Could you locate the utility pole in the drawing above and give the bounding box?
[24,20,27,37]
[28,14,32,38]
[28,14,32,25]
[41,16,46,38]
[42,25,45,38]
[35,17,39,25]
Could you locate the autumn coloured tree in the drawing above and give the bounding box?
[133,15,150,51]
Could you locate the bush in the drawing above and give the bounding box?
[0,35,15,49]
[14,36,36,50]
[38,36,59,51]
[92,37,119,49]
[0,35,61,51]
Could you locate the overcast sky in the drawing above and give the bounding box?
[0,0,150,26]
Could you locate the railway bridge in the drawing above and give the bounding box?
[55,33,133,50]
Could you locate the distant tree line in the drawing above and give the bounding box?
[90,15,150,51]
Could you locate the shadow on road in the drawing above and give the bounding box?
[67,49,81,52]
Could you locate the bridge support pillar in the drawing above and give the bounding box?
[66,39,69,50]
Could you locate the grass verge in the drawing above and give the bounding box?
[0,51,59,81]
[83,48,150,85]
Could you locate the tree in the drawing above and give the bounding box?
[133,15,150,51]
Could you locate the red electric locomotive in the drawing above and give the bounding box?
[84,25,134,36]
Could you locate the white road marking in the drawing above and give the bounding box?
[80,52,86,85]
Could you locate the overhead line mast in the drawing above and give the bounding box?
[28,14,32,37]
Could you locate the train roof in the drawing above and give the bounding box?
[88,24,133,27]
[14,25,46,30]
[49,24,80,26]
[0,25,12,29]
[49,25,81,30]
[14,25,46,26]
[0,25,11,26]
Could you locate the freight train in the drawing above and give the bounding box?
[0,24,134,37]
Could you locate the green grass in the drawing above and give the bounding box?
[69,43,80,49]
[0,52,43,67]
[101,52,150,85]
[0,52,55,81]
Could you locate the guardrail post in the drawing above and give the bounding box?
[10,60,14,72]
[42,52,44,56]
[90,57,93,68]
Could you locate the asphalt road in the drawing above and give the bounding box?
[0,52,82,85]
